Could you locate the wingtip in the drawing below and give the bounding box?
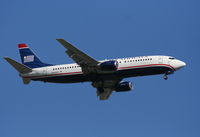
[3,56,9,60]
[56,38,64,41]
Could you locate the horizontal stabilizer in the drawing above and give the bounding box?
[4,57,32,73]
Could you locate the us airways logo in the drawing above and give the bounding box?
[24,55,34,63]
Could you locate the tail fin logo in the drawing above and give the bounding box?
[24,55,34,63]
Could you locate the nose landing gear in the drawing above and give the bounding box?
[163,74,168,80]
[163,70,174,80]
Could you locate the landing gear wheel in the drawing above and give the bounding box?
[163,75,168,80]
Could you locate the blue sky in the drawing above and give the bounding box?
[1,0,200,137]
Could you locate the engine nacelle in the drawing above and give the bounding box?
[99,60,118,71]
[115,81,133,92]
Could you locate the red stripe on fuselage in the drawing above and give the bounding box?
[118,64,175,71]
[24,64,175,79]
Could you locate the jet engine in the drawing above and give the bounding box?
[99,60,118,71]
[115,81,133,92]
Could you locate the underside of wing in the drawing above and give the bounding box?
[92,80,121,100]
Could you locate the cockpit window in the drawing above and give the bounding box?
[169,57,175,59]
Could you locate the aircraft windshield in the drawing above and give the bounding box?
[169,57,175,60]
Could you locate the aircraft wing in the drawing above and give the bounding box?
[56,39,99,74]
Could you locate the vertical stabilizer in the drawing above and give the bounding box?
[18,44,52,68]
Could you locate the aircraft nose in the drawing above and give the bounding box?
[174,60,186,70]
[182,61,186,67]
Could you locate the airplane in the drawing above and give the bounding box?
[4,39,186,100]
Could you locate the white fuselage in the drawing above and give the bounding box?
[21,55,186,83]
